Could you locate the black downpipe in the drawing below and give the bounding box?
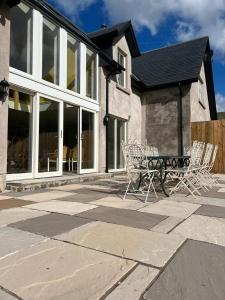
[177,82,183,156]
[104,74,111,173]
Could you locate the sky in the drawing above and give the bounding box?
[47,0,225,112]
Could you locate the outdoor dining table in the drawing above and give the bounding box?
[145,155,190,197]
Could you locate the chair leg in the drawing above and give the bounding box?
[123,180,131,200]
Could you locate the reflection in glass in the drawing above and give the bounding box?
[67,35,80,93]
[10,2,32,73]
[108,117,115,169]
[42,18,59,84]
[7,89,33,174]
[86,48,97,99]
[39,98,59,172]
[82,110,94,169]
[117,119,125,169]
[63,104,79,173]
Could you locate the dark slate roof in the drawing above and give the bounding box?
[133,37,209,89]
[88,21,131,39]
[88,21,140,57]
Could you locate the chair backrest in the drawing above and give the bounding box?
[190,141,205,166]
[202,143,214,166]
[127,144,145,169]
[210,145,218,169]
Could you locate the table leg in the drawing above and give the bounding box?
[159,161,169,197]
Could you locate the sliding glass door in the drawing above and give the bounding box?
[80,108,96,173]
[36,96,63,177]
[108,117,127,171]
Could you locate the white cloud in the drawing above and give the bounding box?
[102,0,225,60]
[216,93,225,112]
[50,0,96,17]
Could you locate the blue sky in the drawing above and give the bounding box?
[47,0,225,112]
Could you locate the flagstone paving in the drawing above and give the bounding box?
[139,200,200,219]
[10,213,93,237]
[0,208,49,228]
[0,174,225,299]
[56,221,185,267]
[142,240,225,300]
[76,206,167,230]
[0,227,46,259]
[0,199,35,210]
[24,200,97,215]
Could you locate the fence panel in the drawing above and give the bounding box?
[191,120,225,173]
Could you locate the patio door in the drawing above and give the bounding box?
[35,96,63,177]
[79,108,96,173]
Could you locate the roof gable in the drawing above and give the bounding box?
[88,21,140,58]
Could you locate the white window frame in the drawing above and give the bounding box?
[117,49,126,88]
[109,117,127,172]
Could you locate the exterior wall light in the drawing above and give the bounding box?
[0,78,9,103]
[103,114,110,126]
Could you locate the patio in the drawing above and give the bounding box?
[0,175,225,299]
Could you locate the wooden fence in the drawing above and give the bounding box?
[191,120,225,174]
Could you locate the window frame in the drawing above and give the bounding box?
[117,49,126,88]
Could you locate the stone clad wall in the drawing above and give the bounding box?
[0,4,10,191]
[142,85,191,155]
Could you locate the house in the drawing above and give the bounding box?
[0,0,217,190]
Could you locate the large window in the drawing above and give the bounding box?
[10,2,33,74]
[108,117,126,170]
[38,98,60,172]
[7,89,33,174]
[81,110,95,169]
[86,48,97,99]
[42,18,59,84]
[67,35,80,93]
[117,50,126,87]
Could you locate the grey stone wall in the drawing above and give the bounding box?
[142,85,191,155]
[0,4,10,191]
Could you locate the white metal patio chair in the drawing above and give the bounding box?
[123,144,158,202]
[168,141,206,198]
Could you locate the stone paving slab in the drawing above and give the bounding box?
[142,240,225,300]
[17,191,76,202]
[0,208,49,228]
[10,213,93,237]
[0,239,135,300]
[56,221,185,267]
[106,265,159,300]
[0,199,35,211]
[58,190,111,203]
[171,215,225,247]
[91,196,148,210]
[25,200,97,215]
[218,187,225,192]
[194,205,225,219]
[50,184,85,191]
[139,200,200,219]
[0,289,18,300]
[200,188,225,200]
[168,194,225,208]
[150,217,183,234]
[76,206,166,230]
[0,227,46,259]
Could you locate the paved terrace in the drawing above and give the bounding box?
[0,175,225,299]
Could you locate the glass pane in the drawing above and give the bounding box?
[108,118,115,169]
[82,110,94,169]
[86,48,97,99]
[42,18,59,84]
[7,89,33,174]
[67,35,80,93]
[117,120,126,169]
[39,97,59,172]
[63,103,78,173]
[10,2,32,73]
